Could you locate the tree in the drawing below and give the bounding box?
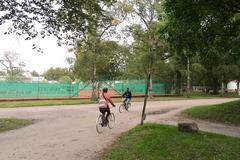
[0,70,5,76]
[161,0,240,94]
[122,24,171,81]
[30,70,40,77]
[59,76,72,84]
[116,0,168,125]
[71,13,121,100]
[72,40,130,81]
[0,52,26,81]
[43,67,72,81]
[85,22,121,101]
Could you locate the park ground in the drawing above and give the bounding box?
[0,98,239,160]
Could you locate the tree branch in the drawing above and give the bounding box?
[134,10,149,28]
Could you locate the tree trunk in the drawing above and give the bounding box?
[212,78,219,94]
[187,57,190,98]
[175,70,182,95]
[148,76,153,99]
[91,41,97,101]
[237,81,240,96]
[221,76,224,96]
[141,40,154,125]
[140,59,152,125]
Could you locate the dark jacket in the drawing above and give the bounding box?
[122,90,132,99]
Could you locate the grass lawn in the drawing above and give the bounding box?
[101,123,240,160]
[182,100,240,125]
[0,118,32,132]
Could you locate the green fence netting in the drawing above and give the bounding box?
[77,80,172,95]
[78,82,92,90]
[113,80,172,95]
[0,82,79,98]
[0,80,172,98]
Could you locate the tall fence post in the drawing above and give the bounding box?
[37,77,40,99]
[69,82,72,98]
[122,81,123,96]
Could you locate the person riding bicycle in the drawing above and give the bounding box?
[122,88,132,110]
[98,87,115,125]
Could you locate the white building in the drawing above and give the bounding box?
[227,80,239,91]
[23,71,47,83]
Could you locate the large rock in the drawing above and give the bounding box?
[178,122,199,133]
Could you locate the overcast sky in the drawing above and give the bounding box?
[0,25,73,74]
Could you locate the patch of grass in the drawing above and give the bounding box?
[0,118,32,132]
[0,97,186,108]
[182,100,240,125]
[102,123,240,160]
[151,96,186,101]
[185,92,214,97]
[223,92,240,98]
[0,99,92,108]
[183,91,240,98]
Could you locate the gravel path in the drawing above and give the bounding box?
[0,98,239,160]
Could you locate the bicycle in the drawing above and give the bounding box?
[96,112,115,134]
[119,101,131,113]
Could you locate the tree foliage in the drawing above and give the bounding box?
[43,67,72,81]
[30,70,40,77]
[123,24,171,81]
[0,0,116,48]
[72,40,130,81]
[161,0,240,93]
[59,76,72,83]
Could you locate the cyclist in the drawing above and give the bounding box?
[122,88,132,110]
[98,87,115,125]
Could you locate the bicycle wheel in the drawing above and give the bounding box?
[119,104,125,113]
[96,115,105,134]
[108,113,115,129]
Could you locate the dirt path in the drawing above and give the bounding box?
[0,98,239,160]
